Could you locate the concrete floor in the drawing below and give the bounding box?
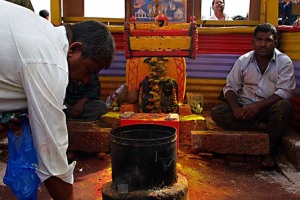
[1,110,299,199]
[1,148,300,200]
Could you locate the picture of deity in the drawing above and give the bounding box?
[133,0,186,22]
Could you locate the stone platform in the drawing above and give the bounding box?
[191,130,269,155]
[67,120,111,153]
[67,111,269,157]
[102,173,188,200]
[66,111,300,171]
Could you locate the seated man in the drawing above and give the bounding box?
[209,0,231,20]
[64,74,108,121]
[211,23,296,166]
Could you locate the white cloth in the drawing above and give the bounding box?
[209,13,232,20]
[0,1,76,184]
[224,49,296,106]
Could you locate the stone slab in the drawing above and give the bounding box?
[102,173,188,200]
[67,121,111,153]
[99,112,121,130]
[179,115,206,147]
[191,130,269,155]
[178,104,192,116]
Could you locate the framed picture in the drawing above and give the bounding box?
[132,0,187,22]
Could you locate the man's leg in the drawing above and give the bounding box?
[79,100,107,121]
[66,100,107,122]
[267,99,294,153]
[44,176,74,200]
[258,100,293,167]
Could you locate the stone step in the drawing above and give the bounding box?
[191,130,269,155]
[67,120,111,153]
[179,114,206,147]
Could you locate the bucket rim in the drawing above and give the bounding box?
[110,124,177,146]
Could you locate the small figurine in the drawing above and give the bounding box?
[155,12,168,27]
[138,76,152,113]
[160,78,178,113]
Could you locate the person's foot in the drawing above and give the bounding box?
[67,151,77,163]
[258,122,267,131]
[262,154,276,170]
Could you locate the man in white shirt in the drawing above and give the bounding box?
[209,0,232,20]
[0,1,115,199]
[211,23,295,167]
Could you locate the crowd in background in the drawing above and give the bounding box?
[278,0,299,25]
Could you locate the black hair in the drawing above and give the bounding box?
[39,9,49,19]
[253,23,277,40]
[212,0,225,6]
[71,21,115,69]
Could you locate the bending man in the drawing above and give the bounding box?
[0,1,115,199]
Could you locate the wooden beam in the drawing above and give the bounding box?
[50,0,62,26]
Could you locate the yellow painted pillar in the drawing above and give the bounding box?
[266,0,279,25]
[260,0,267,23]
[50,0,62,26]
[249,0,261,21]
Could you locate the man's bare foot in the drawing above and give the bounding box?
[67,151,77,163]
[262,154,276,169]
[258,122,267,131]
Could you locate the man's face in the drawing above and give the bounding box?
[253,32,276,58]
[67,43,105,84]
[213,0,225,12]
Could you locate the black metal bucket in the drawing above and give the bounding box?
[110,124,177,193]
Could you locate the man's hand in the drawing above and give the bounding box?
[232,103,261,120]
[232,106,244,120]
[293,19,300,28]
[69,98,88,117]
[1,117,22,136]
[241,103,261,120]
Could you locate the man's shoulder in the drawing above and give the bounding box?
[239,50,255,60]
[274,48,292,62]
[232,51,254,69]
[224,13,232,20]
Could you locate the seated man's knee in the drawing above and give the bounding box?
[211,103,230,124]
[272,99,293,117]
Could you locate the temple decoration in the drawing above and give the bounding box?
[122,12,197,114]
[124,15,198,58]
[138,57,178,113]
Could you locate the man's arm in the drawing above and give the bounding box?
[69,97,89,117]
[225,90,244,120]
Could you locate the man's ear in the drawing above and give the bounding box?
[68,42,83,57]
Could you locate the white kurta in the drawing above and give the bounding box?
[209,13,232,20]
[0,1,75,184]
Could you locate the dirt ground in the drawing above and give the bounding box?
[1,148,300,200]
